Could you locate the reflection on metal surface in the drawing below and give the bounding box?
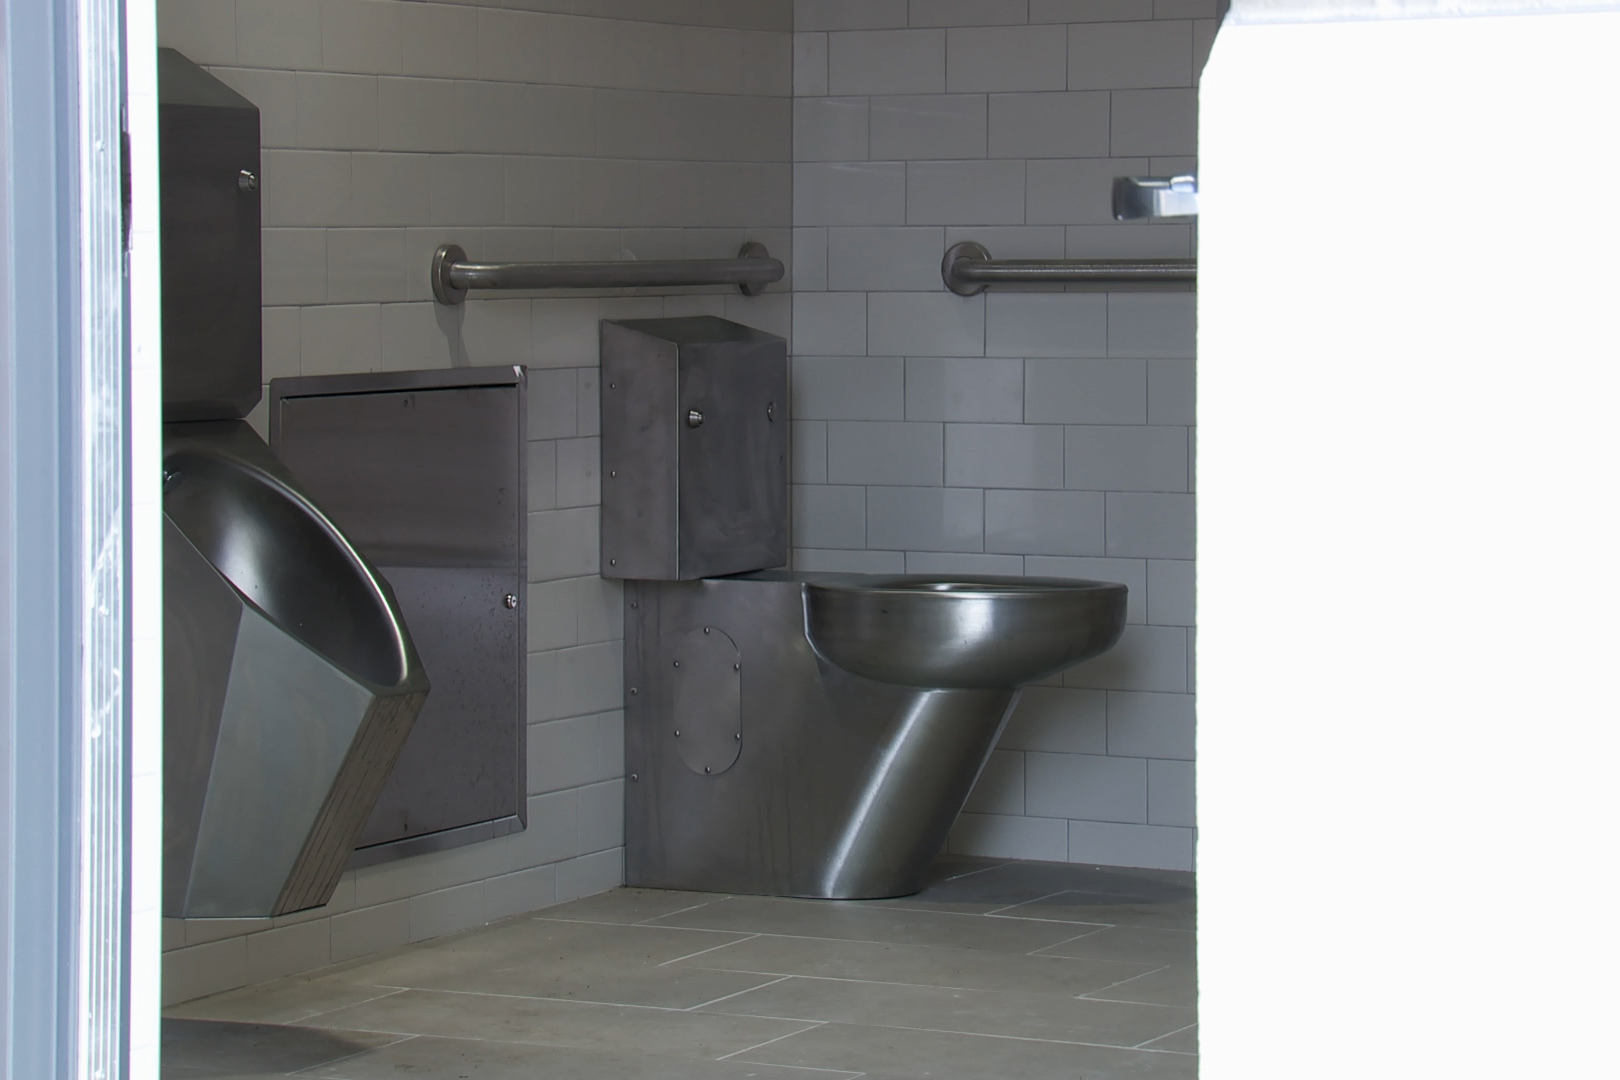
[163,422,428,918]
[430,241,784,305]
[1112,174,1200,220]
[942,240,1197,296]
[806,575,1128,688]
[625,571,1127,899]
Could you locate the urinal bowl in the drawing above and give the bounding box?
[623,571,1127,899]
[163,421,429,918]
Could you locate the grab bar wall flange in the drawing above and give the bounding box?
[430,241,785,306]
[940,241,1197,296]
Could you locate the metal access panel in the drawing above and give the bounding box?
[601,316,788,580]
[159,48,262,421]
[269,366,528,864]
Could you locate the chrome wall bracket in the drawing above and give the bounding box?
[431,241,784,305]
[1112,174,1200,220]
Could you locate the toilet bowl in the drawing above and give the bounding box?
[624,571,1126,899]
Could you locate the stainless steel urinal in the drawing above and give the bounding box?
[163,421,429,918]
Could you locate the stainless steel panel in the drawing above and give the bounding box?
[670,627,742,777]
[159,48,262,421]
[163,422,428,918]
[269,366,528,861]
[601,317,788,581]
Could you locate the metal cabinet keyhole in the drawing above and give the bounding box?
[686,409,704,428]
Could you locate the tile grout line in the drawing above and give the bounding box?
[631,895,738,925]
[284,984,413,1026]
[287,1032,419,1077]
[1077,963,1176,998]
[684,974,794,1013]
[1025,924,1112,956]
[714,1020,829,1062]
[1134,1019,1199,1049]
[696,966,1189,1005]
[980,889,1077,916]
[659,932,761,968]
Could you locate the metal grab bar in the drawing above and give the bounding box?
[941,242,1196,297]
[430,241,784,305]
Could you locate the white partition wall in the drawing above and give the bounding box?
[1198,4,1620,1076]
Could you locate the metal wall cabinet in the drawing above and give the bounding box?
[269,366,528,863]
[600,317,788,581]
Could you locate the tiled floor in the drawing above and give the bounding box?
[163,857,1196,1079]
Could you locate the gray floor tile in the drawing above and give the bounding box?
[737,1020,1198,1080]
[166,858,1198,1080]
[1083,964,1197,1008]
[302,987,813,1060]
[1140,1023,1198,1054]
[701,974,1195,1048]
[301,1034,860,1080]
[538,887,733,925]
[162,1019,405,1075]
[328,917,749,989]
[908,860,1191,907]
[162,1066,295,1080]
[671,932,1158,997]
[318,918,770,1009]
[993,889,1197,931]
[1034,924,1197,968]
[646,895,1088,954]
[164,980,403,1026]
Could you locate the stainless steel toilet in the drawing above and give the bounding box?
[160,49,428,918]
[602,317,1127,899]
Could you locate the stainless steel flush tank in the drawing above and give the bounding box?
[160,49,428,918]
[604,317,1129,900]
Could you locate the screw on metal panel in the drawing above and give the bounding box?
[673,660,680,668]
[630,773,639,781]
[609,382,617,389]
[734,732,741,741]
[733,663,740,671]
[766,401,776,422]
[703,627,710,634]
[673,730,681,737]
[704,766,712,774]
[610,470,617,477]
[630,601,638,609]
[504,594,519,609]
[610,558,617,566]
[629,687,638,695]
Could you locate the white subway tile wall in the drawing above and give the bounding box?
[158,0,791,1005]
[791,0,1208,872]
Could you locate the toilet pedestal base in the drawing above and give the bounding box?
[624,573,1019,899]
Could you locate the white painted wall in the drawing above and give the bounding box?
[156,0,791,1006]
[1199,6,1620,1077]
[788,0,1213,870]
